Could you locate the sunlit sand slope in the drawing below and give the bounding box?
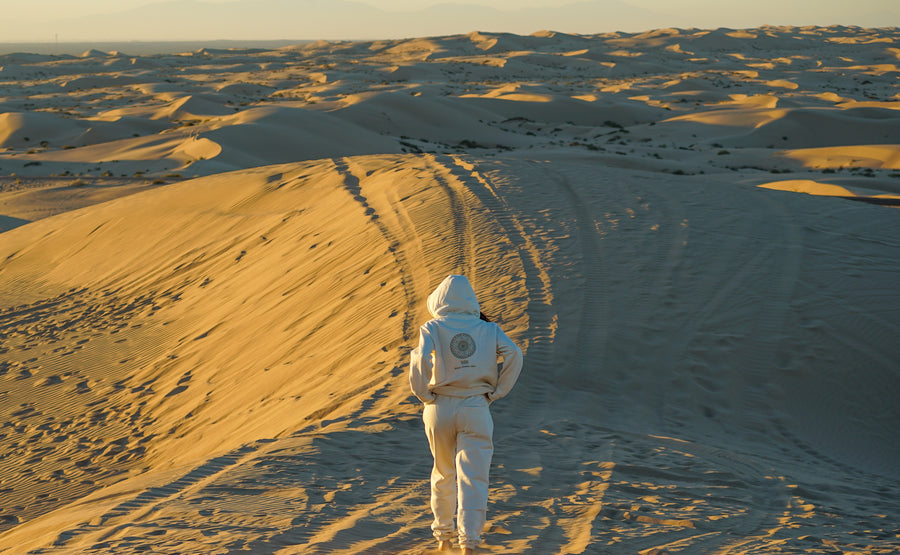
[1,153,898,553]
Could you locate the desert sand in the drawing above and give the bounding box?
[0,26,898,554]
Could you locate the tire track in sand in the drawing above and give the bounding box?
[447,157,610,411]
[332,157,417,343]
[624,186,801,554]
[438,155,558,419]
[48,441,269,550]
[539,165,609,398]
[427,155,476,278]
[438,156,617,552]
[435,161,795,553]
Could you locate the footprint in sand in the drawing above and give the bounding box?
[36,375,63,386]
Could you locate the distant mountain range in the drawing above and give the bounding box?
[3,0,897,43]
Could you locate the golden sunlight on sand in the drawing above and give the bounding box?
[0,25,898,554]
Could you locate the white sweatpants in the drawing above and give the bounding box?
[423,394,493,549]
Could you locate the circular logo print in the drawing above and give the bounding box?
[449,333,476,359]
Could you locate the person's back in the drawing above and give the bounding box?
[410,274,522,405]
[409,275,523,553]
[421,315,499,395]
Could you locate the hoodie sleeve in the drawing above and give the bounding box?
[409,327,436,404]
[487,325,523,402]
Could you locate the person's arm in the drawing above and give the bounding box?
[409,328,436,404]
[487,326,523,402]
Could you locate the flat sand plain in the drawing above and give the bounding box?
[0,26,898,553]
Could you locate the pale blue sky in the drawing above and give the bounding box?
[3,0,896,43]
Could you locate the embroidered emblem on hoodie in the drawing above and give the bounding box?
[449,333,476,359]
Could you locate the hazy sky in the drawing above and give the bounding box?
[6,0,553,18]
[3,0,897,43]
[6,0,896,15]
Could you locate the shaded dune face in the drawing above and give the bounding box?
[0,26,899,554]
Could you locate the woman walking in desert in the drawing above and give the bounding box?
[409,275,524,553]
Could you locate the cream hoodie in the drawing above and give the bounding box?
[409,275,523,403]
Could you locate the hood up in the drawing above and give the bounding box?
[427,274,480,319]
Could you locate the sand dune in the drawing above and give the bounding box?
[654,106,900,151]
[757,178,900,199]
[3,25,897,180]
[1,26,899,554]
[0,112,170,151]
[779,144,900,171]
[0,112,87,148]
